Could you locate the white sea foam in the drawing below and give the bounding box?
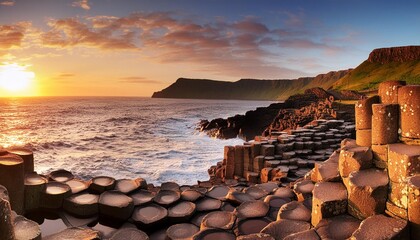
[0,97,273,185]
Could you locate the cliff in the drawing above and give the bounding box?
[333,46,420,90]
[153,46,420,99]
[152,70,349,101]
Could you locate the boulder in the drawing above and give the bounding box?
[311,182,348,226]
[13,215,41,240]
[338,146,372,178]
[0,197,15,240]
[347,169,389,219]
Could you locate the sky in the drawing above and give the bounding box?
[0,0,419,97]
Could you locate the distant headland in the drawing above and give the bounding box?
[152,46,420,101]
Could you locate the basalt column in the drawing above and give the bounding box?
[0,154,25,214]
[398,85,420,141]
[355,96,379,147]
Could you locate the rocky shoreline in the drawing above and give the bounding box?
[1,80,420,240]
[198,87,362,140]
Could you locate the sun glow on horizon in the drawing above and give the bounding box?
[0,63,36,96]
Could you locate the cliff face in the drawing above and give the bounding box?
[152,70,349,101]
[368,46,420,64]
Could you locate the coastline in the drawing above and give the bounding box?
[0,81,419,239]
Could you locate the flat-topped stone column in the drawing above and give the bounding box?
[24,173,47,212]
[378,80,406,104]
[6,147,34,173]
[339,146,372,178]
[224,146,235,179]
[371,104,399,145]
[0,153,25,214]
[347,169,389,220]
[311,182,347,226]
[408,175,420,239]
[388,143,420,183]
[350,214,409,239]
[234,145,244,177]
[398,85,420,139]
[355,96,379,147]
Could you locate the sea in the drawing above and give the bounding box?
[0,97,274,185]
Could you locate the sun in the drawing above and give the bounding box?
[0,63,35,93]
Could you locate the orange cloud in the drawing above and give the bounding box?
[72,0,90,10]
[0,1,14,7]
[119,77,162,84]
[0,22,28,49]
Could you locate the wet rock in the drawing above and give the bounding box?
[192,228,236,240]
[63,193,99,218]
[154,190,181,207]
[130,189,155,206]
[371,104,399,144]
[109,228,149,240]
[0,153,24,214]
[311,182,347,226]
[40,182,72,209]
[99,190,134,221]
[388,143,420,183]
[408,175,420,239]
[206,185,230,200]
[261,219,310,240]
[277,201,311,222]
[43,227,100,240]
[132,203,168,229]
[168,201,196,222]
[338,146,372,178]
[115,179,144,194]
[195,197,222,211]
[66,179,89,194]
[235,217,272,236]
[200,211,236,230]
[347,169,389,219]
[235,200,269,219]
[221,202,236,212]
[283,229,320,240]
[166,223,199,240]
[24,173,47,211]
[6,146,34,173]
[350,214,408,240]
[398,85,420,139]
[0,197,15,240]
[89,176,116,194]
[181,189,204,202]
[315,214,361,240]
[378,80,406,104]
[13,215,41,240]
[49,169,74,182]
[161,182,180,192]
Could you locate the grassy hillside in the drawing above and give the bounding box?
[333,60,420,91]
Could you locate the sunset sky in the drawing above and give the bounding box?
[0,0,419,97]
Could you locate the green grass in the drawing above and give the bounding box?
[333,60,420,91]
